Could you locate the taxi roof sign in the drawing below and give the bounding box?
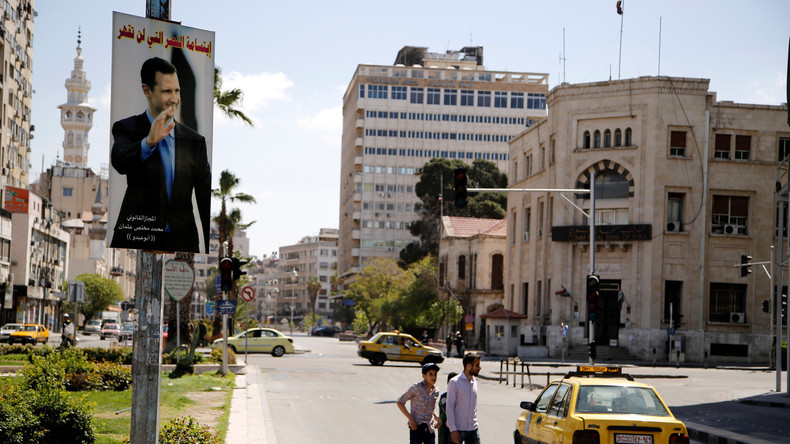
[565,365,633,381]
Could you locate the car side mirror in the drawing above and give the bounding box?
[520,401,536,411]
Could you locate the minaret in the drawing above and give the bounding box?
[57,29,96,168]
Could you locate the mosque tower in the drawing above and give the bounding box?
[57,29,96,167]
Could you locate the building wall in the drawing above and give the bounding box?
[278,228,338,322]
[506,76,788,364]
[338,47,549,281]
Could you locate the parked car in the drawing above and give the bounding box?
[100,323,120,340]
[310,325,341,337]
[119,322,134,341]
[9,324,49,345]
[514,366,689,444]
[84,320,102,335]
[212,327,294,357]
[357,331,444,366]
[0,323,22,343]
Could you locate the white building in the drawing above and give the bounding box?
[338,46,549,282]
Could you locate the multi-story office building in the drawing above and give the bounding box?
[278,228,338,323]
[505,76,788,365]
[338,46,549,281]
[0,0,34,197]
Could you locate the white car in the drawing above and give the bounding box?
[0,323,23,342]
[84,320,102,335]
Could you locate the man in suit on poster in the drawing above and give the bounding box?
[111,57,211,253]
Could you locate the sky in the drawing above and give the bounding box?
[30,0,789,259]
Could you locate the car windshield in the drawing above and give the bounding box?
[575,385,669,416]
[23,325,37,331]
[105,325,119,330]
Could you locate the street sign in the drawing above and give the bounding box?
[216,275,221,293]
[464,314,474,324]
[205,301,216,315]
[218,300,236,315]
[163,260,195,302]
[68,280,85,303]
[240,286,255,302]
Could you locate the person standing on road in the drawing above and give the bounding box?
[446,332,454,357]
[438,371,458,444]
[446,353,481,444]
[397,363,442,444]
[455,332,464,358]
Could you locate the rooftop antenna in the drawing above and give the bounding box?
[617,0,625,79]
[559,27,566,84]
[657,16,662,76]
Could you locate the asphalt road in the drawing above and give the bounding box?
[242,335,743,443]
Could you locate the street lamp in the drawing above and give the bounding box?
[290,269,298,335]
[270,288,279,325]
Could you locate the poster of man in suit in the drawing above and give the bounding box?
[107,11,214,254]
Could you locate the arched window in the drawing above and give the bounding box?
[604,129,611,147]
[67,131,73,143]
[76,112,84,121]
[594,170,630,199]
[491,254,504,290]
[625,128,633,146]
[458,255,466,280]
[583,131,591,149]
[65,111,72,120]
[614,129,622,147]
[594,130,601,148]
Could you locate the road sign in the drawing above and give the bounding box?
[240,286,255,302]
[218,300,236,315]
[216,275,222,293]
[163,260,195,301]
[68,280,85,303]
[205,301,216,315]
[464,314,474,324]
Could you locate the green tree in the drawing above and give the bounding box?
[402,158,508,266]
[348,258,413,334]
[68,274,124,326]
[306,276,322,324]
[389,256,439,330]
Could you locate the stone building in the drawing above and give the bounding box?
[506,76,788,365]
[439,216,507,349]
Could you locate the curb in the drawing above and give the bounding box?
[684,421,776,444]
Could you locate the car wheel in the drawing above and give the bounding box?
[272,346,285,357]
[369,354,386,366]
[100,335,105,340]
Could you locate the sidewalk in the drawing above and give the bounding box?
[224,364,277,444]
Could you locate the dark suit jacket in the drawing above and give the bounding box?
[110,112,211,253]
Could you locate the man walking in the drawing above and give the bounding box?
[446,353,481,444]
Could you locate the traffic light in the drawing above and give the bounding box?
[232,257,248,280]
[453,168,468,208]
[586,274,600,322]
[219,257,233,291]
[740,255,752,277]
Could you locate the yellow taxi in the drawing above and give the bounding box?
[514,366,689,444]
[9,324,50,345]
[357,331,444,366]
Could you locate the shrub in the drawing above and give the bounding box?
[91,361,132,391]
[162,346,205,365]
[208,347,236,364]
[0,382,95,443]
[159,416,220,444]
[0,344,33,355]
[80,346,133,364]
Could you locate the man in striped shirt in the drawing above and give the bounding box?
[446,353,481,444]
[398,363,442,444]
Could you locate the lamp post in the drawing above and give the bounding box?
[290,269,298,335]
[270,288,279,325]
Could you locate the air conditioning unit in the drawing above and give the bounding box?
[523,232,530,241]
[730,312,746,323]
[724,224,738,235]
[667,221,681,232]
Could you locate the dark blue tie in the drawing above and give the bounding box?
[159,136,174,202]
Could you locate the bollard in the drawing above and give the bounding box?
[520,362,525,389]
[499,360,504,384]
[547,372,550,386]
[513,361,517,388]
[704,351,708,369]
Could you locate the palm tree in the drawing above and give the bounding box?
[214,67,254,126]
[306,276,322,326]
[213,171,256,277]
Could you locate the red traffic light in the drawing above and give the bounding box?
[219,257,233,291]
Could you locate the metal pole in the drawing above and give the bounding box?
[176,306,180,363]
[221,242,229,375]
[778,205,785,393]
[589,171,595,364]
[245,300,249,364]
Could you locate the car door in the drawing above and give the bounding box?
[399,335,421,362]
[539,383,573,444]
[523,383,559,442]
[379,335,401,360]
[259,329,279,352]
